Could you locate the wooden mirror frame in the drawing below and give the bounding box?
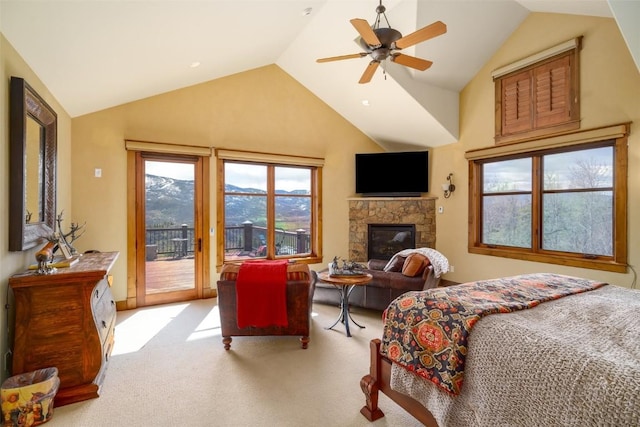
[9,77,57,251]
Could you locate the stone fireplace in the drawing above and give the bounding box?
[348,197,436,262]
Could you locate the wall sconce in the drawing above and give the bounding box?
[441,173,456,198]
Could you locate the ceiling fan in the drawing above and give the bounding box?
[316,0,446,84]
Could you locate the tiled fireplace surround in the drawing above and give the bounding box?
[348,197,437,262]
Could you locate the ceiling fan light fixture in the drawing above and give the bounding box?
[371,48,391,61]
[315,0,446,84]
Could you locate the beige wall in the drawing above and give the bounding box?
[432,13,640,288]
[71,65,382,301]
[1,34,72,379]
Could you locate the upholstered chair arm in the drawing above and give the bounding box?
[367,259,388,271]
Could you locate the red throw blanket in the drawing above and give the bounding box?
[236,260,289,328]
[380,273,607,395]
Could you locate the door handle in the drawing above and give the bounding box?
[198,238,202,252]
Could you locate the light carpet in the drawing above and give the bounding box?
[48,299,424,426]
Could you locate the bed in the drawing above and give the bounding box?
[360,273,640,426]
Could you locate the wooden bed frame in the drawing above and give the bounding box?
[360,339,439,426]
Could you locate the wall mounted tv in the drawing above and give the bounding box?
[355,151,429,197]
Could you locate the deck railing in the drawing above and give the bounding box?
[224,222,310,256]
[145,222,310,259]
[145,224,194,259]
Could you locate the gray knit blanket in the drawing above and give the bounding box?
[390,284,640,426]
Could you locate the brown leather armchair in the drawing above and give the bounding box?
[313,259,439,311]
[217,263,316,350]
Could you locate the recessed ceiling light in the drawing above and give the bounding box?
[190,62,201,68]
[361,100,370,107]
[302,7,312,16]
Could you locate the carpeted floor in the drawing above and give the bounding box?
[48,298,424,426]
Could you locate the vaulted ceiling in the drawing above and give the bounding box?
[2,0,634,151]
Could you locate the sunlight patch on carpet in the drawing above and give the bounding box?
[112,303,189,355]
[187,305,222,341]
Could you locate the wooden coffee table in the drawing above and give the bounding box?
[318,271,373,337]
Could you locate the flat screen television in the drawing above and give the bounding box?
[355,151,429,196]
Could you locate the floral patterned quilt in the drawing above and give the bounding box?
[379,273,607,395]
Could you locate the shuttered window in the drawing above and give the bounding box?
[534,54,571,128]
[501,70,532,135]
[494,39,580,144]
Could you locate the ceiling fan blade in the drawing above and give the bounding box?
[359,61,380,84]
[395,21,446,49]
[350,18,382,47]
[391,53,433,71]
[316,53,367,63]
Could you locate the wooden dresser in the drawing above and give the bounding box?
[9,251,119,406]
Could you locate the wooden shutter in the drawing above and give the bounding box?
[501,70,532,135]
[534,55,571,128]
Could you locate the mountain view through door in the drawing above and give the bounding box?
[136,155,203,306]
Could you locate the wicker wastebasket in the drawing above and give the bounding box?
[1,367,59,426]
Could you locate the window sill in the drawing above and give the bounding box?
[468,246,627,273]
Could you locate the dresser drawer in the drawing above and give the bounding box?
[92,276,111,302]
[93,287,116,345]
[104,326,115,362]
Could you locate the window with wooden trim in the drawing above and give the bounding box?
[494,38,581,144]
[215,151,323,268]
[468,129,628,273]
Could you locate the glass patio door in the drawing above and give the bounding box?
[135,153,204,306]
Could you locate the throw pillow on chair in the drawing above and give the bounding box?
[401,253,429,277]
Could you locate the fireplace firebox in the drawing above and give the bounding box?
[367,224,415,261]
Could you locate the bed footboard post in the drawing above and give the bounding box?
[360,339,385,421]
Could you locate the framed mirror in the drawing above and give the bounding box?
[9,77,57,251]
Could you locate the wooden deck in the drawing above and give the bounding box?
[145,256,195,294]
